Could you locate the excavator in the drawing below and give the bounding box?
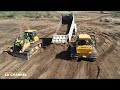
[5,29,43,60]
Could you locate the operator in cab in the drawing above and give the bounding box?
[14,36,24,52]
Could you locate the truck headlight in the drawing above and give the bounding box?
[89,52,92,54]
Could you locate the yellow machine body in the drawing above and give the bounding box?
[76,34,93,58]
[9,29,42,60]
[76,46,92,58]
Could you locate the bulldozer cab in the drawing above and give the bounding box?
[24,30,39,43]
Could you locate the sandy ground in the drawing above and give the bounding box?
[0,11,120,79]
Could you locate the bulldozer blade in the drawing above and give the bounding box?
[6,51,29,60]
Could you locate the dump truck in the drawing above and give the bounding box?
[5,30,43,60]
[52,12,97,62]
[69,34,97,62]
[52,12,77,44]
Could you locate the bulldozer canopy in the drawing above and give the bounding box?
[24,30,37,33]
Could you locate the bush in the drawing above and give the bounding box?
[0,11,16,18]
[100,11,104,14]
[111,11,120,17]
[6,12,16,18]
[46,11,51,17]
[0,11,53,18]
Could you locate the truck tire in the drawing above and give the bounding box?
[71,57,78,62]
[89,58,96,62]
[78,57,81,62]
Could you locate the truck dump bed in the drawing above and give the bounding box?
[52,13,77,44]
[57,24,68,35]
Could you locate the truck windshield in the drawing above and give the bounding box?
[77,40,91,45]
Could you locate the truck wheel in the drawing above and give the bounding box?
[78,58,81,62]
[89,58,96,62]
[71,57,78,62]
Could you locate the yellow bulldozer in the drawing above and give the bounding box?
[5,29,43,60]
[69,34,97,62]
